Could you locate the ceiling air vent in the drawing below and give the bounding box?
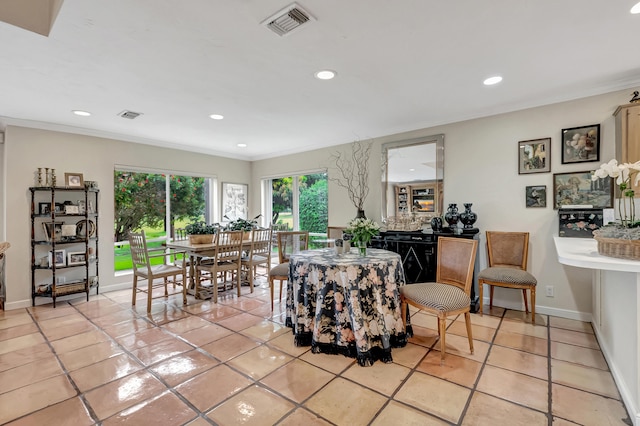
[118,110,142,120]
[262,3,314,36]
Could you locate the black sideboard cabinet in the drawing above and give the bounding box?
[371,229,480,312]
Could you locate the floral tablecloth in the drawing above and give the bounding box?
[285,248,408,366]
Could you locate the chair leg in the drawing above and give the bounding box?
[438,317,447,362]
[279,279,284,302]
[464,312,474,355]
[530,287,536,324]
[147,278,153,312]
[489,285,494,309]
[522,289,529,313]
[269,277,274,310]
[132,275,138,306]
[236,265,242,297]
[478,280,484,316]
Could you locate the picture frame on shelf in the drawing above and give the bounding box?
[42,222,63,242]
[61,224,77,238]
[525,185,547,208]
[78,200,86,214]
[54,203,64,213]
[67,251,86,266]
[64,204,79,214]
[222,182,248,222]
[518,138,550,174]
[64,172,84,188]
[38,202,51,215]
[561,124,600,164]
[553,171,613,209]
[48,249,66,267]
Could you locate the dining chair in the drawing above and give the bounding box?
[400,236,478,362]
[241,227,272,291]
[478,231,538,323]
[196,230,243,302]
[128,231,187,312]
[268,230,309,310]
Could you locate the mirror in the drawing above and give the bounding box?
[381,134,444,227]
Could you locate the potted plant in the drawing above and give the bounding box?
[224,214,261,239]
[184,221,219,244]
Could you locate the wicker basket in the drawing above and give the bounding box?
[593,234,640,261]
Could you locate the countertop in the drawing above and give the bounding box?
[553,236,640,273]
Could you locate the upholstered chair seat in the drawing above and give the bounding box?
[400,283,470,312]
[478,267,537,286]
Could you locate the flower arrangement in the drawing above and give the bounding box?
[185,221,219,235]
[592,159,640,229]
[224,214,261,232]
[345,217,380,246]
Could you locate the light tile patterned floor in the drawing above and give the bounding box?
[0,271,632,425]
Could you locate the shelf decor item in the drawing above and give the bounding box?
[330,140,372,217]
[64,172,84,188]
[444,204,459,229]
[459,203,477,228]
[591,159,640,260]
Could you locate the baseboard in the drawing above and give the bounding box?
[3,282,132,311]
[592,322,639,426]
[481,297,592,322]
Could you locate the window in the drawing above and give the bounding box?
[114,169,215,271]
[263,171,328,245]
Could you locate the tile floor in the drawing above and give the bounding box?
[0,272,632,426]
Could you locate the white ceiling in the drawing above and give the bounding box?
[1,0,640,161]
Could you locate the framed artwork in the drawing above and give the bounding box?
[42,222,63,242]
[525,185,547,208]
[561,124,600,164]
[64,204,79,214]
[518,138,550,174]
[38,202,51,215]
[222,182,248,221]
[67,251,87,266]
[64,172,84,188]
[553,171,613,209]
[48,249,66,267]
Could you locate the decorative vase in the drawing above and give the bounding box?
[356,209,366,219]
[444,204,459,228]
[430,216,443,232]
[460,203,477,229]
[357,241,367,256]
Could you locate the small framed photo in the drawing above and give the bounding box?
[54,203,64,213]
[64,204,79,214]
[525,185,547,208]
[561,124,600,164]
[48,249,66,267]
[78,200,86,214]
[38,202,51,215]
[518,138,550,174]
[43,222,63,242]
[553,171,613,209]
[67,251,87,266]
[64,172,84,188]
[61,224,77,238]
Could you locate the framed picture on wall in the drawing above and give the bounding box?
[561,124,600,164]
[553,171,613,209]
[222,182,248,221]
[525,185,547,207]
[518,138,550,174]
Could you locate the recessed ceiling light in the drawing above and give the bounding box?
[315,70,336,80]
[237,143,247,148]
[483,76,503,86]
[209,114,224,120]
[631,2,640,13]
[409,168,415,172]
[72,110,91,116]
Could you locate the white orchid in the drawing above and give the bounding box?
[592,159,640,227]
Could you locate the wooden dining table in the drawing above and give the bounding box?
[164,238,252,299]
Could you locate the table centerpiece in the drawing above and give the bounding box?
[345,217,380,256]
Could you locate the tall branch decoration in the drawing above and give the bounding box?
[330,140,372,216]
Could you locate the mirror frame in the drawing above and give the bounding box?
[381,134,445,222]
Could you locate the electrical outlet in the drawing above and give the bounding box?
[545,286,554,297]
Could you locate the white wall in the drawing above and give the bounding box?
[253,88,635,320]
[3,125,250,309]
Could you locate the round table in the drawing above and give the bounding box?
[285,248,408,366]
